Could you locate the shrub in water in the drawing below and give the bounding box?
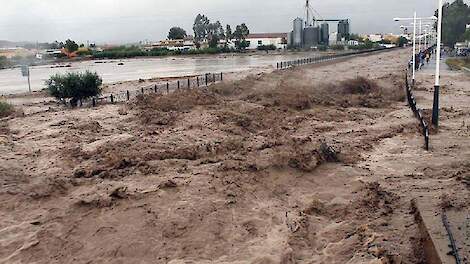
[0,101,14,117]
[46,71,103,106]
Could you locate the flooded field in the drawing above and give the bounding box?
[0,52,318,95]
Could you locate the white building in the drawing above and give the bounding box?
[245,33,288,50]
[367,34,384,42]
[347,40,360,46]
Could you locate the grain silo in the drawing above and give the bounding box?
[293,18,304,47]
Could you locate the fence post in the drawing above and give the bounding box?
[177,80,180,90]
[79,99,83,107]
[220,72,223,81]
[188,78,190,89]
[126,90,130,100]
[110,94,114,104]
[197,76,199,87]
[154,84,157,93]
[92,98,96,107]
[212,73,216,83]
[205,74,208,86]
[141,87,144,94]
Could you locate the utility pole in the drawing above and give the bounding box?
[432,0,443,127]
[413,12,417,85]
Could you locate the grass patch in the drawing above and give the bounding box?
[0,101,14,118]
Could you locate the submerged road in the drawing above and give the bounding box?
[0,52,319,95]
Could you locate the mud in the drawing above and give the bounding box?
[1,48,469,264]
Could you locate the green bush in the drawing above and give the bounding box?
[317,45,328,51]
[257,44,277,51]
[46,71,103,106]
[0,101,14,117]
[330,44,345,51]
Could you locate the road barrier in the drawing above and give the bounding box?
[405,69,430,151]
[276,47,396,70]
[84,72,223,108]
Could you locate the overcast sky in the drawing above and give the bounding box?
[0,0,458,44]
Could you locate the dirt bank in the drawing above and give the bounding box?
[1,48,468,264]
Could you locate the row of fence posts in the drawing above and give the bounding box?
[91,72,223,107]
[276,47,391,70]
[405,70,429,150]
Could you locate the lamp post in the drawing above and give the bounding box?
[432,0,443,127]
[394,15,437,86]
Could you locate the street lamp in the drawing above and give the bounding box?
[432,0,443,127]
[394,15,438,85]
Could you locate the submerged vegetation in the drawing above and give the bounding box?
[0,101,14,117]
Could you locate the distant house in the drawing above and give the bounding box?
[245,33,288,50]
[146,37,196,51]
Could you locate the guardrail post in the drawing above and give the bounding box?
[188,78,190,89]
[92,98,96,107]
[197,76,199,87]
[126,90,130,100]
[212,73,216,83]
[205,74,208,86]
[110,94,114,104]
[220,72,223,81]
[154,84,157,93]
[166,82,169,94]
[177,80,180,90]
[141,87,144,94]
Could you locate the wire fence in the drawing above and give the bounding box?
[276,47,397,69]
[78,72,223,107]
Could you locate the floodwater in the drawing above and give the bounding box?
[0,52,317,95]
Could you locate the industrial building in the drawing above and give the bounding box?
[288,1,350,48]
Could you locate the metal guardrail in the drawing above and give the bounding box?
[405,69,430,151]
[276,47,395,70]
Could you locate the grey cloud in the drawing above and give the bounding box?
[0,0,461,43]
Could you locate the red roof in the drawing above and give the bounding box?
[247,33,288,39]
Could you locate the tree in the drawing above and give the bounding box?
[64,39,79,53]
[233,23,250,50]
[225,24,232,45]
[436,0,470,46]
[349,33,364,42]
[396,36,408,47]
[168,27,187,40]
[193,14,210,48]
[0,56,9,69]
[46,71,103,107]
[463,29,470,41]
[49,41,64,49]
[207,21,225,48]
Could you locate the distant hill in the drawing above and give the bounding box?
[0,40,34,48]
